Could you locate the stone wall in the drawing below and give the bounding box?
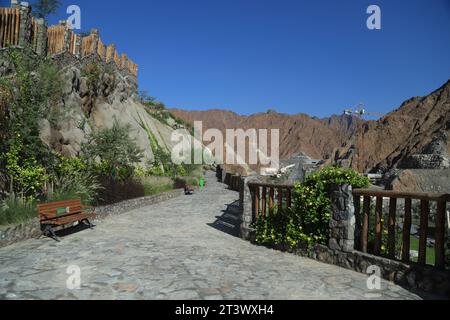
[0,189,184,249]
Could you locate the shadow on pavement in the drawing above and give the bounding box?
[207,200,241,238]
[42,222,96,241]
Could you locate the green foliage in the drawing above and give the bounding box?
[5,140,49,196]
[32,0,61,19]
[81,63,102,94]
[0,193,37,226]
[48,172,102,205]
[254,166,370,248]
[81,120,144,181]
[305,166,370,189]
[0,49,63,198]
[140,176,174,196]
[146,109,171,127]
[254,206,289,245]
[366,207,402,257]
[47,156,101,204]
[139,91,156,105]
[135,112,196,179]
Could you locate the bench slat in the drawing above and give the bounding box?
[39,206,84,220]
[38,199,81,210]
[44,213,96,226]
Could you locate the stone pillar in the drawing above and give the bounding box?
[216,165,223,182]
[18,2,31,47]
[34,18,47,56]
[240,176,260,241]
[221,169,227,184]
[241,177,253,240]
[328,184,355,253]
[239,176,246,211]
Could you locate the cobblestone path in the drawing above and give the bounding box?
[0,172,421,300]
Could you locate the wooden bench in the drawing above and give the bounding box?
[38,199,96,241]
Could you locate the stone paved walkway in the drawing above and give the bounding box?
[0,172,422,300]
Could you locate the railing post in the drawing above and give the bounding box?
[361,196,371,253]
[329,184,355,253]
[435,200,446,269]
[240,177,259,241]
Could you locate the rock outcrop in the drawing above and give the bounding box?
[1,47,193,164]
[332,80,450,173]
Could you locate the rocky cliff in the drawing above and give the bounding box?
[332,80,450,173]
[0,48,192,164]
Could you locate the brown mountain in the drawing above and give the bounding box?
[333,79,450,173]
[171,79,450,174]
[170,109,361,161]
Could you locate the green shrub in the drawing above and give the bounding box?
[254,166,370,248]
[254,206,289,246]
[81,63,102,93]
[48,172,102,205]
[141,176,174,196]
[81,120,143,181]
[0,48,62,199]
[0,193,37,225]
[4,140,49,196]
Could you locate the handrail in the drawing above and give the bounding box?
[353,188,450,202]
[248,182,296,189]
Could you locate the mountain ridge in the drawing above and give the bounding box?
[171,78,450,174]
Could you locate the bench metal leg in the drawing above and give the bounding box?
[81,219,95,229]
[42,225,60,242]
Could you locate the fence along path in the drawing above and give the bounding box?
[353,189,449,269]
[244,178,449,270]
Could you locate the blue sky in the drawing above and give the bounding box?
[37,0,450,117]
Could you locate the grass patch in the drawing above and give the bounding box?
[409,236,436,266]
[140,176,174,196]
[0,194,37,226]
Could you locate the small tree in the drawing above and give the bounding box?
[82,120,143,180]
[32,0,61,20]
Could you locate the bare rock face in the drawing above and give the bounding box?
[390,170,450,193]
[332,80,450,173]
[170,109,362,161]
[37,59,184,163]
